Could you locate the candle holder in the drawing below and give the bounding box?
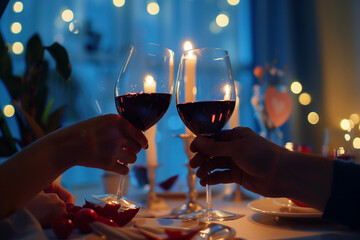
[146,164,169,210]
[171,134,203,216]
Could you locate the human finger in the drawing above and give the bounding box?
[44,183,75,204]
[189,152,208,168]
[122,138,143,154]
[120,117,148,149]
[114,149,137,165]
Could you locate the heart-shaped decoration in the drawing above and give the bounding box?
[264,86,292,128]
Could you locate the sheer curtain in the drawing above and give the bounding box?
[0,0,253,188]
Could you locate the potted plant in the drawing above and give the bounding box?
[0,32,71,156]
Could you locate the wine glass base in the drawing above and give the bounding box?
[91,194,141,210]
[178,208,242,222]
[172,202,204,216]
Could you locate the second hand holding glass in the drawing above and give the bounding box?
[92,42,174,210]
[175,48,241,221]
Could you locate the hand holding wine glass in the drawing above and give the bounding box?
[175,47,241,221]
[92,42,174,210]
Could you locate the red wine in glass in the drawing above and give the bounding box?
[177,100,235,136]
[116,93,172,131]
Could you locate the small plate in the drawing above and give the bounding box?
[247,198,323,218]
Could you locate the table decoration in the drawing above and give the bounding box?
[251,60,292,146]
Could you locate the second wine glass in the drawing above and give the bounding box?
[175,47,241,221]
[92,42,174,209]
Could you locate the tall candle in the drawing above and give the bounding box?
[144,74,157,166]
[183,41,196,135]
[229,81,240,129]
[145,125,157,166]
[144,74,156,93]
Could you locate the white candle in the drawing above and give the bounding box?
[224,84,231,100]
[143,74,157,166]
[183,41,196,135]
[144,74,156,93]
[229,82,240,129]
[145,125,157,166]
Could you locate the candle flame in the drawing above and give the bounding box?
[183,41,193,51]
[145,74,154,84]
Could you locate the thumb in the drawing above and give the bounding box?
[190,135,240,157]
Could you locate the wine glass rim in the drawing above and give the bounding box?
[183,47,229,56]
[131,42,174,54]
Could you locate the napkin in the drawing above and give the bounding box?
[91,221,202,240]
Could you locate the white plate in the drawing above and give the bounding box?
[134,218,236,240]
[247,198,323,218]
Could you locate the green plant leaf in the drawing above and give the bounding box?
[25,34,44,69]
[41,97,53,127]
[45,43,71,82]
[1,76,22,100]
[45,105,65,134]
[11,100,44,139]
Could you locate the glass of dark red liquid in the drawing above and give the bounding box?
[92,42,174,209]
[175,48,241,221]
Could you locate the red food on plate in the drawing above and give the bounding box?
[159,175,178,191]
[74,208,98,233]
[290,199,310,208]
[84,200,139,227]
[51,216,74,239]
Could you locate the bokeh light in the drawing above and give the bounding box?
[350,113,359,124]
[69,21,79,34]
[227,0,240,6]
[13,1,23,13]
[344,133,351,141]
[340,119,350,131]
[10,22,22,34]
[216,14,229,27]
[147,2,160,15]
[299,92,311,105]
[113,0,125,7]
[3,105,15,117]
[308,112,319,125]
[62,9,74,22]
[12,42,23,54]
[209,20,222,34]
[353,137,360,149]
[290,81,302,94]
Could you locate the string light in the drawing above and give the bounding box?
[290,81,302,94]
[299,92,311,105]
[62,9,74,22]
[13,1,23,13]
[340,119,350,131]
[10,22,22,34]
[227,0,240,6]
[216,14,229,27]
[3,105,15,117]
[113,0,125,7]
[307,112,319,125]
[12,42,23,54]
[353,137,360,149]
[147,2,160,15]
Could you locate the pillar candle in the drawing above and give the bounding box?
[229,81,240,129]
[144,74,157,166]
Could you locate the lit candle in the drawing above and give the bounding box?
[224,84,231,100]
[229,81,240,129]
[146,125,157,166]
[144,74,156,93]
[143,74,157,166]
[183,41,196,135]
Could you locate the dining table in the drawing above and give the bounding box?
[45,182,360,240]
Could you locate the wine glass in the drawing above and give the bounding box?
[92,42,174,209]
[175,47,241,221]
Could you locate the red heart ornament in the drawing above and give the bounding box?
[264,87,292,128]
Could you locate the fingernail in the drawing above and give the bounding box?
[144,143,148,149]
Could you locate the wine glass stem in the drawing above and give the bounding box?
[206,173,212,211]
[116,174,126,200]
